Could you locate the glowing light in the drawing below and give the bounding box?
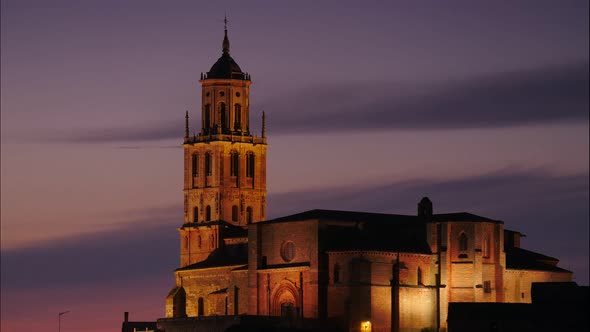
[361,321,372,332]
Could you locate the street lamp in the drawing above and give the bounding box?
[58,311,70,332]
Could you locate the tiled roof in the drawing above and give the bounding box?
[506,247,571,273]
[180,220,248,238]
[266,209,415,223]
[430,212,500,223]
[176,245,248,271]
[263,209,501,254]
[266,209,501,224]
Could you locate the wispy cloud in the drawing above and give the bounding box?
[63,123,183,143]
[53,62,589,143]
[1,210,180,290]
[2,168,588,291]
[268,168,589,219]
[116,144,182,150]
[266,61,589,133]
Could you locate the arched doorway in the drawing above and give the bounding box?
[271,281,300,317]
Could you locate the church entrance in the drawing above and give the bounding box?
[280,302,298,319]
[271,281,300,317]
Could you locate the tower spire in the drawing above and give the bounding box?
[184,110,189,140]
[222,14,230,54]
[262,111,266,138]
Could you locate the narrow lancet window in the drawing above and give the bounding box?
[204,105,211,132]
[483,236,490,258]
[234,104,241,129]
[220,102,228,130]
[191,154,198,177]
[334,263,341,283]
[232,205,239,222]
[246,153,255,178]
[459,233,468,252]
[198,297,204,316]
[206,205,211,221]
[246,207,253,224]
[417,267,423,285]
[205,153,212,176]
[230,151,239,176]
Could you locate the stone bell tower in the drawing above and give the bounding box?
[178,21,267,267]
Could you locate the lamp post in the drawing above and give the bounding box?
[58,311,70,332]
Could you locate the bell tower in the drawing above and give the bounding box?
[178,22,268,267]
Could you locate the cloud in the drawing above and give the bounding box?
[2,168,587,291]
[116,144,182,149]
[54,62,588,143]
[64,122,183,143]
[265,61,589,133]
[1,208,181,290]
[268,168,588,220]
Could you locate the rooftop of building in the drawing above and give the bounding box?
[202,24,250,81]
[265,208,502,224]
[506,247,571,273]
[176,244,248,272]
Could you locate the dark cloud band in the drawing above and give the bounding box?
[49,61,590,142]
[2,169,588,290]
[267,61,589,133]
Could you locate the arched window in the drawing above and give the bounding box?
[246,206,253,224]
[197,235,202,249]
[246,153,255,178]
[191,154,198,177]
[483,235,490,258]
[219,102,228,130]
[184,236,189,249]
[417,267,423,285]
[206,205,211,221]
[232,205,239,222]
[209,234,214,249]
[205,153,212,176]
[198,297,204,316]
[234,104,241,129]
[193,206,198,223]
[204,104,211,131]
[230,151,239,176]
[333,263,341,283]
[459,233,468,252]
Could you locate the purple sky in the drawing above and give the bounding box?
[1,1,588,331]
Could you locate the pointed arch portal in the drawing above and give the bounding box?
[271,281,300,317]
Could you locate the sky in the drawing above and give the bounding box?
[1,1,588,331]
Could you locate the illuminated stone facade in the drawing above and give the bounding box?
[163,29,572,332]
[177,25,267,269]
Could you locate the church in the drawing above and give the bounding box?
[156,26,573,332]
